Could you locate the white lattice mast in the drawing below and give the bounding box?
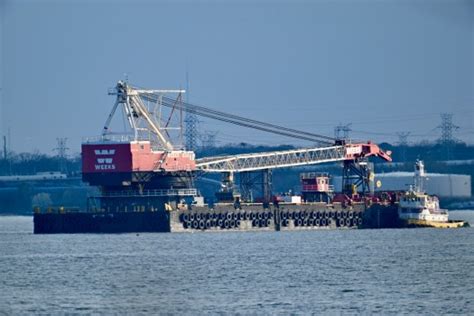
[103,81,185,151]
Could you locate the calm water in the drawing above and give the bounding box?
[1,211,474,315]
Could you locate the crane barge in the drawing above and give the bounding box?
[34,81,398,233]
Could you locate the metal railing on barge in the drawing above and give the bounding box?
[99,188,198,198]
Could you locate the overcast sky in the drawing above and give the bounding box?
[1,0,473,154]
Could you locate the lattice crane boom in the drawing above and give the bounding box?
[196,142,391,173]
[196,146,346,172]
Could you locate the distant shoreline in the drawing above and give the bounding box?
[0,213,32,216]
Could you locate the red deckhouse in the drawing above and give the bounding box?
[82,81,196,190]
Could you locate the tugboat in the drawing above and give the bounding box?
[398,160,467,228]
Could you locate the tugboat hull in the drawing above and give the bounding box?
[402,219,467,229]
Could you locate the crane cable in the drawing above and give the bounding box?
[161,96,334,142]
[138,92,334,145]
[146,95,330,144]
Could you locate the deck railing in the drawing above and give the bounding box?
[100,188,198,197]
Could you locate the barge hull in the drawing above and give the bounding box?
[34,212,170,234]
[33,203,398,234]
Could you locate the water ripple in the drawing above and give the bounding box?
[0,213,473,314]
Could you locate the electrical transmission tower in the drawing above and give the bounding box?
[184,113,198,151]
[54,138,69,173]
[437,113,459,160]
[334,123,352,141]
[2,135,7,160]
[184,71,198,151]
[396,132,410,162]
[201,131,218,149]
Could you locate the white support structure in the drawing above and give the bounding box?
[103,81,185,151]
[196,146,347,172]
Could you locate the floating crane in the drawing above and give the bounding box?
[82,81,391,202]
[34,80,399,235]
